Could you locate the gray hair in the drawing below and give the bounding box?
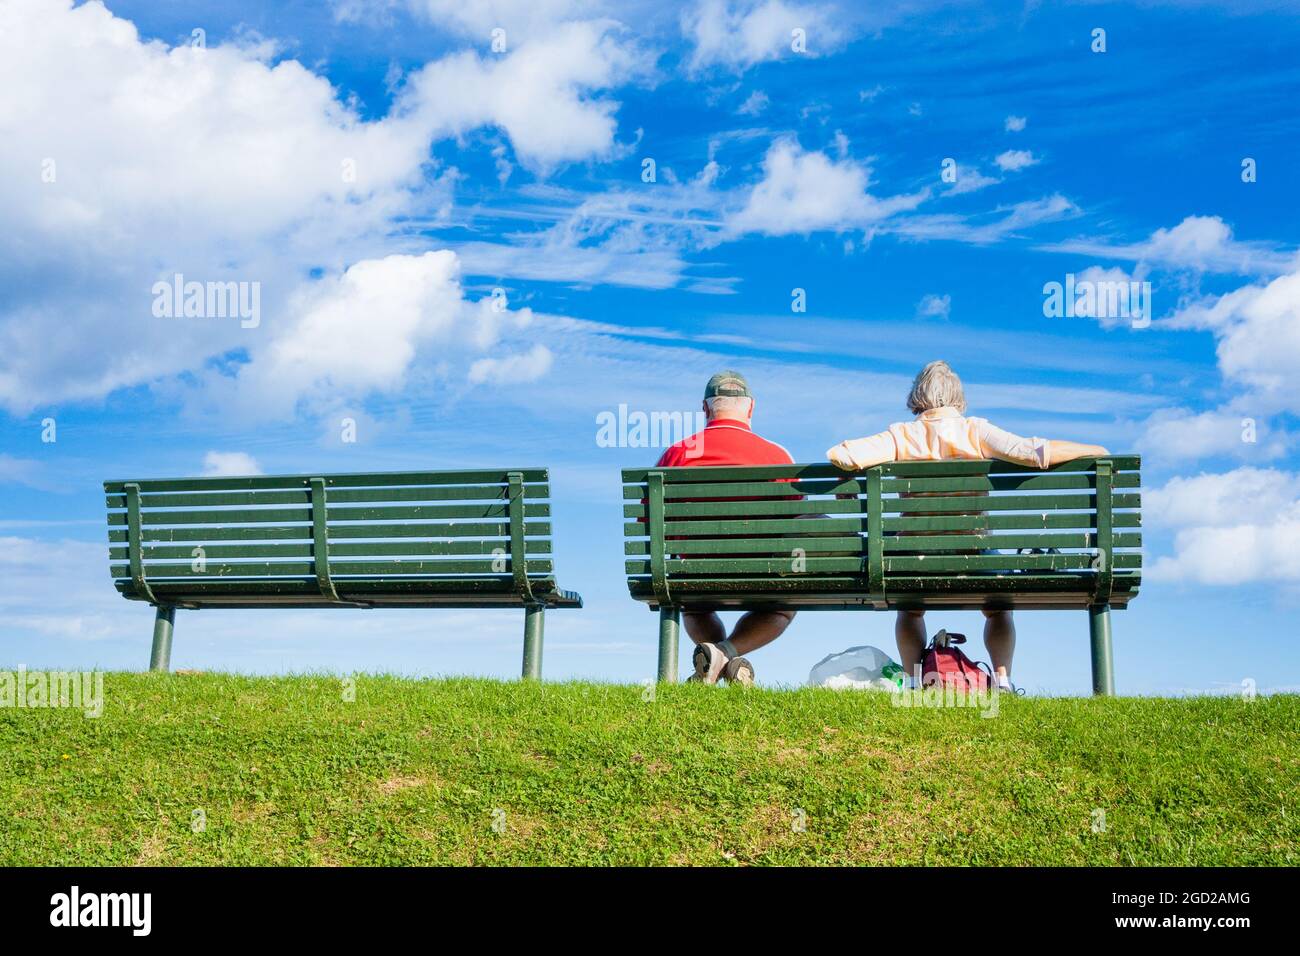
[907,360,966,414]
[705,395,753,420]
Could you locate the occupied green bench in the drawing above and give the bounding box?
[104,468,582,678]
[622,457,1141,694]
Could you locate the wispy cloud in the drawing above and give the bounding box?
[1042,215,1296,277]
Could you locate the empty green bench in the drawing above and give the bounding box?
[623,457,1140,694]
[104,468,582,678]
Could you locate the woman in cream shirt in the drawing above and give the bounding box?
[827,361,1109,692]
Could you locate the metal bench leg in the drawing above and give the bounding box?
[149,606,176,672]
[522,604,545,680]
[657,608,680,683]
[1089,605,1114,696]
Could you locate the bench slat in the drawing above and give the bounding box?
[886,493,1139,514]
[626,553,1141,575]
[108,502,551,526]
[623,512,1141,538]
[627,536,870,555]
[109,521,552,544]
[884,512,1140,533]
[624,472,1140,500]
[885,553,1141,572]
[117,576,568,597]
[110,558,554,579]
[113,574,579,606]
[104,469,549,494]
[110,539,552,561]
[621,457,1140,483]
[106,484,550,509]
[628,573,1140,594]
[625,493,1139,519]
[624,531,1140,555]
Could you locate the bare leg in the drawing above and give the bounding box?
[896,609,927,679]
[728,610,796,656]
[983,609,1015,679]
[683,611,726,645]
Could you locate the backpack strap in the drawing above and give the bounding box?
[928,629,967,649]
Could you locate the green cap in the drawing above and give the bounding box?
[704,370,751,399]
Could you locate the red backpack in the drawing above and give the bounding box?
[921,629,994,691]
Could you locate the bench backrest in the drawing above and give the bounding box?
[105,468,555,604]
[622,458,1141,608]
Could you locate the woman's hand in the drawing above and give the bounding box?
[826,444,856,471]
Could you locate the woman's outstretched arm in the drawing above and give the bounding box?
[1045,439,1110,465]
[978,421,1109,468]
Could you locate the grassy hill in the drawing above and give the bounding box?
[1,673,1296,866]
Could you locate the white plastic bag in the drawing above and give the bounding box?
[808,645,904,692]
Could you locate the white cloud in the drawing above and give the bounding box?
[1150,522,1300,585]
[683,0,848,71]
[338,0,615,38]
[945,163,1000,196]
[1139,215,1282,273]
[453,140,1077,291]
[202,451,263,477]
[725,138,924,236]
[1145,468,1300,585]
[1004,115,1026,132]
[0,0,450,413]
[1060,264,1154,329]
[1072,220,1300,460]
[994,149,1037,172]
[1046,215,1294,277]
[1139,407,1287,463]
[467,343,555,384]
[891,194,1080,245]
[397,20,647,172]
[737,90,770,115]
[454,159,728,290]
[457,238,694,290]
[215,251,545,418]
[916,293,951,319]
[0,0,634,415]
[1147,467,1300,529]
[1165,266,1300,413]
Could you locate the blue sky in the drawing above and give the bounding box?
[3,0,1300,694]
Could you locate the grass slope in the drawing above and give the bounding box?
[1,674,1296,866]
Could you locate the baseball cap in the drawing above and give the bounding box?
[703,370,751,399]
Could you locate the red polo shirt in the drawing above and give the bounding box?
[656,419,794,468]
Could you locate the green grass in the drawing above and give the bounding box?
[2,673,1296,865]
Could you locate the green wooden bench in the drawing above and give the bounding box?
[104,468,582,678]
[622,457,1141,695]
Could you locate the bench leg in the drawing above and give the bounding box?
[522,604,544,680]
[657,608,680,683]
[149,606,176,672]
[1088,604,1114,696]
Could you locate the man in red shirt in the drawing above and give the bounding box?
[654,371,797,686]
